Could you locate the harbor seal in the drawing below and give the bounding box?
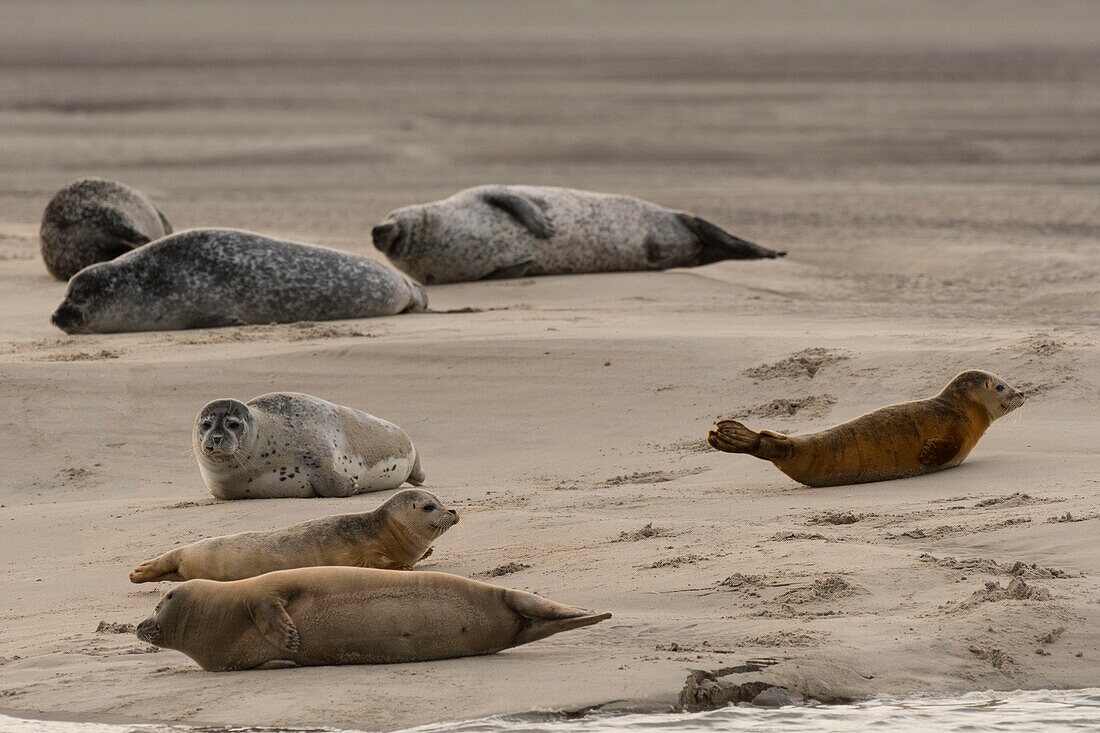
[192,392,425,500]
[40,178,172,280]
[130,489,457,583]
[50,228,427,334]
[707,370,1025,487]
[371,184,784,284]
[135,566,611,671]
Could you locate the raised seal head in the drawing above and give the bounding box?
[939,369,1025,419]
[194,399,256,464]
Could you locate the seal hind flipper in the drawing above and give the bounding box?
[481,191,555,239]
[919,436,961,467]
[709,420,791,461]
[129,551,183,583]
[483,256,536,280]
[407,451,425,485]
[156,207,173,236]
[679,214,785,262]
[248,597,300,653]
[502,587,611,645]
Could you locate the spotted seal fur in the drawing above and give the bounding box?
[193,392,425,500]
[371,184,784,284]
[50,228,427,333]
[40,177,172,280]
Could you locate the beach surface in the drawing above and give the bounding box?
[0,1,1098,729]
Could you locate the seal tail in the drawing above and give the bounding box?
[679,214,785,263]
[129,550,184,583]
[708,420,789,461]
[404,280,429,313]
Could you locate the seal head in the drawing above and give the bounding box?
[40,177,172,280]
[379,489,460,560]
[194,399,256,464]
[940,369,1026,419]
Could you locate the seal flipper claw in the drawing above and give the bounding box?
[482,191,555,239]
[680,213,784,262]
[248,597,299,654]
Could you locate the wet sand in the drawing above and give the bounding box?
[0,1,1098,729]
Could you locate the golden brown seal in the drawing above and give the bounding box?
[707,370,1024,487]
[135,566,611,671]
[129,489,457,583]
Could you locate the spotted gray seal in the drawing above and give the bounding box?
[370,185,784,284]
[50,228,427,334]
[192,392,425,500]
[40,177,172,280]
[135,566,612,671]
[130,489,458,582]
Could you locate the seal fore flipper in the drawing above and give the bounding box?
[482,191,555,239]
[483,256,536,280]
[248,597,300,653]
[919,436,961,467]
[679,213,785,261]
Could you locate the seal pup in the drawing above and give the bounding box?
[50,228,427,334]
[136,566,611,671]
[192,392,424,500]
[130,489,457,583]
[40,177,172,280]
[708,370,1025,487]
[371,184,784,284]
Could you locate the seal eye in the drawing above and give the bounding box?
[166,593,173,600]
[995,385,1005,393]
[201,421,213,431]
[225,419,241,430]
[423,504,436,512]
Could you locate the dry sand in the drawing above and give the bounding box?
[0,1,1098,729]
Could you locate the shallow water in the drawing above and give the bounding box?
[3,689,1099,733]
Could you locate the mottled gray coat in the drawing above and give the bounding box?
[371,185,784,284]
[51,228,428,333]
[193,392,424,500]
[40,178,172,280]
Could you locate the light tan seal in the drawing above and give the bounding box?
[135,567,611,671]
[193,392,424,499]
[371,185,784,284]
[707,370,1025,487]
[129,489,457,583]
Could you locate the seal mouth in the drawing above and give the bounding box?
[136,617,161,645]
[50,303,88,334]
[201,445,239,463]
[433,510,459,531]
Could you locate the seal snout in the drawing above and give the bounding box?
[371,221,402,256]
[50,302,85,334]
[135,617,160,645]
